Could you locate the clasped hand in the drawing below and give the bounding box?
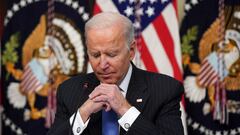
[79,84,131,122]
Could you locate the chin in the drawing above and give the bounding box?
[100,78,117,84]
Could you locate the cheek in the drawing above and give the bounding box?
[89,60,98,69]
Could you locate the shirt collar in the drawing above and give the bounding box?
[119,64,132,94]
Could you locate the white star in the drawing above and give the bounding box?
[149,0,157,4]
[20,0,26,7]
[16,128,23,134]
[185,4,191,11]
[199,126,205,133]
[13,4,19,12]
[11,124,16,131]
[191,0,198,5]
[59,0,65,2]
[78,7,85,14]
[216,131,221,135]
[82,13,89,21]
[119,0,125,3]
[161,0,168,3]
[192,122,199,129]
[231,130,237,135]
[136,8,143,16]
[5,119,11,126]
[205,129,210,135]
[145,6,155,17]
[234,11,240,19]
[223,131,228,135]
[133,21,141,29]
[129,0,135,4]
[124,6,133,17]
[66,0,72,5]
[140,0,146,4]
[72,1,79,9]
[7,10,13,18]
[27,0,33,4]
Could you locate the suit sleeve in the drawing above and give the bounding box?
[47,84,72,135]
[127,82,184,135]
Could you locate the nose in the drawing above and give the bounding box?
[99,56,109,70]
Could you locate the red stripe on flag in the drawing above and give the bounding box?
[139,36,159,72]
[198,63,212,80]
[93,4,102,15]
[205,73,218,86]
[20,71,35,90]
[172,0,178,18]
[199,60,208,73]
[25,76,38,91]
[21,66,31,79]
[200,70,216,86]
[152,15,182,81]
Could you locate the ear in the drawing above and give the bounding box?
[129,40,136,60]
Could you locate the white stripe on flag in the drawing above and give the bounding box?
[133,50,147,71]
[199,60,209,73]
[198,63,212,79]
[21,72,36,90]
[21,66,31,79]
[162,3,183,73]
[96,0,119,13]
[142,24,173,76]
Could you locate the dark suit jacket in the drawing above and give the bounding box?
[47,65,184,135]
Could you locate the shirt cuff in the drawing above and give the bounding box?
[69,110,90,135]
[118,107,140,131]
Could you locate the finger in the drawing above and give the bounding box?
[104,103,111,112]
[92,95,109,102]
[100,84,122,95]
[105,105,111,111]
[100,83,118,91]
[99,84,122,97]
[89,86,107,99]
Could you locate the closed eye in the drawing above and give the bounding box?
[107,53,117,57]
[90,52,101,58]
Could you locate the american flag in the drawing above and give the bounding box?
[20,59,48,94]
[93,0,186,134]
[93,0,183,81]
[197,52,228,87]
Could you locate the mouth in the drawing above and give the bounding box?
[96,72,118,84]
[100,74,112,78]
[97,72,114,79]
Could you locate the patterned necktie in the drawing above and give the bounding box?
[102,110,119,135]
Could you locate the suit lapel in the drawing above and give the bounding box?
[126,65,149,112]
[76,73,100,104]
[82,74,102,135]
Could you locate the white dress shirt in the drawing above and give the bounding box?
[70,64,141,135]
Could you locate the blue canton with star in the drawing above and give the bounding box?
[112,0,171,31]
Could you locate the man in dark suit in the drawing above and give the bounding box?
[48,12,184,135]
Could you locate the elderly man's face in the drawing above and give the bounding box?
[86,25,135,84]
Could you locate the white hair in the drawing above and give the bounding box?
[85,12,134,48]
